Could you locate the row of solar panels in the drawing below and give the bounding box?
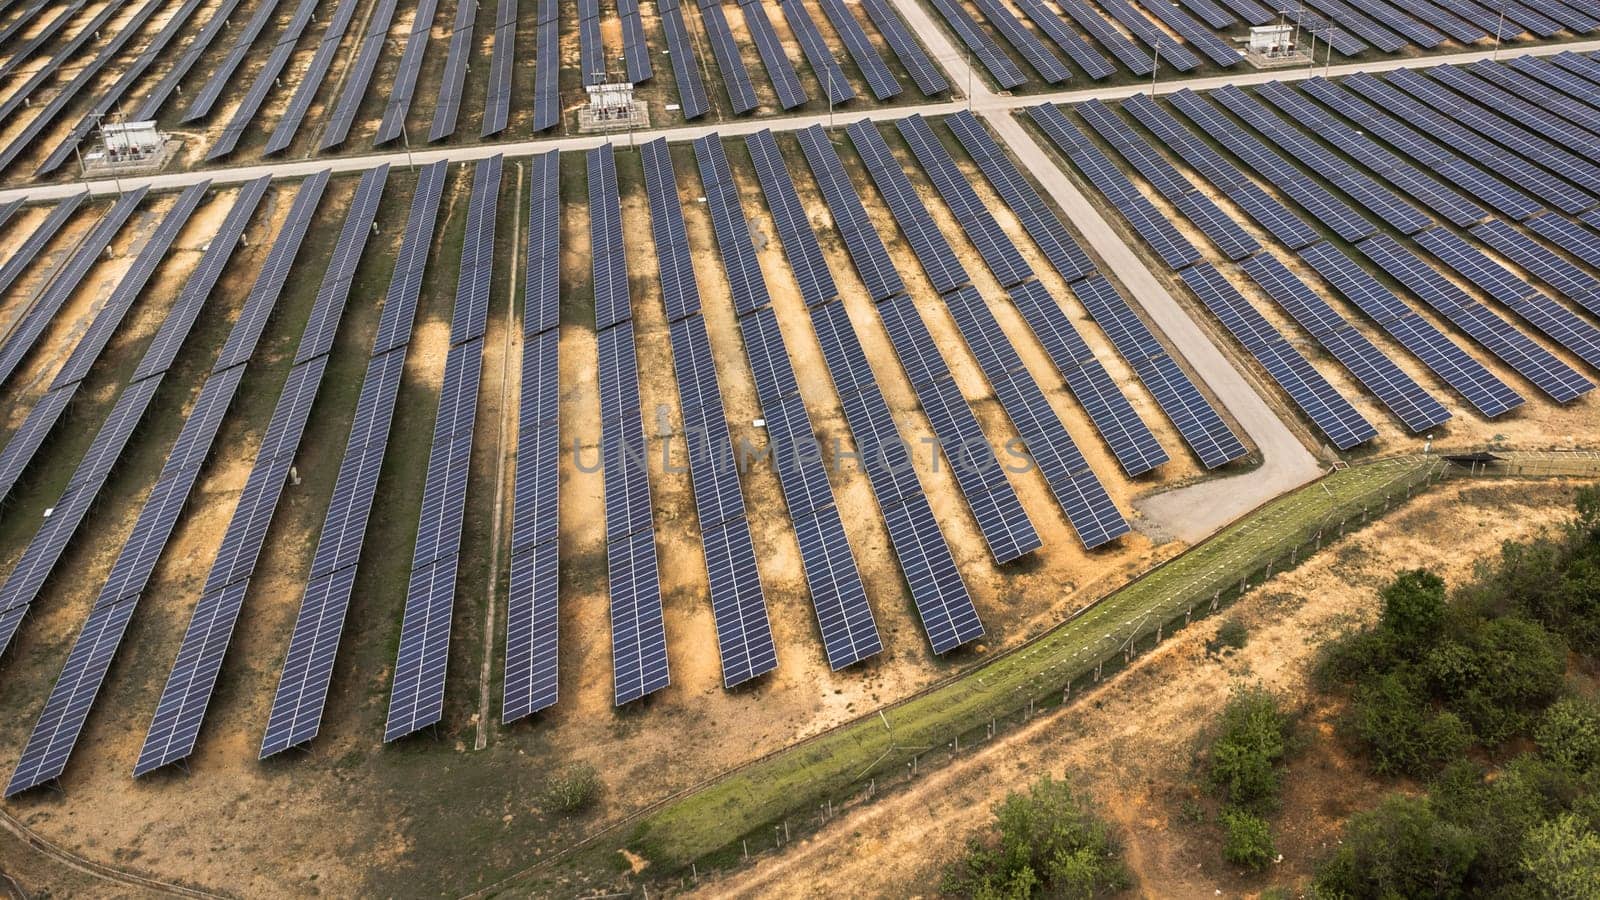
[1028,59,1600,452]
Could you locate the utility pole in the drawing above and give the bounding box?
[1150,42,1161,95]
[1493,0,1508,59]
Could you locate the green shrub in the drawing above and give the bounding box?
[1423,617,1566,745]
[544,764,601,813]
[1348,671,1470,778]
[943,775,1129,899]
[1521,812,1600,898]
[1313,795,1476,899]
[1379,568,1447,651]
[1537,697,1600,774]
[1207,686,1292,812]
[1220,808,1275,871]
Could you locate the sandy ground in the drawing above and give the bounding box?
[694,476,1586,897]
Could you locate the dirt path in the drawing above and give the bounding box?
[693,478,1583,897]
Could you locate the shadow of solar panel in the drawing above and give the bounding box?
[1180,263,1377,450]
[859,0,948,94]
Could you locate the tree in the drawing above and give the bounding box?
[943,775,1128,899]
[1379,569,1447,651]
[1220,808,1275,871]
[1349,671,1469,777]
[1521,813,1600,899]
[1207,686,1292,812]
[1537,698,1600,775]
[1313,795,1476,899]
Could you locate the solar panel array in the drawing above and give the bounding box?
[1467,59,1600,136]
[697,0,759,114]
[181,0,281,121]
[33,0,210,174]
[946,110,1244,470]
[1300,0,1405,51]
[248,162,449,765]
[0,0,85,81]
[127,170,381,775]
[1131,0,1243,67]
[657,0,708,121]
[783,0,855,104]
[1471,219,1600,318]
[591,144,670,705]
[618,0,652,82]
[0,174,315,670]
[2,179,292,797]
[858,0,949,96]
[699,133,882,670]
[739,0,807,109]
[319,0,400,149]
[481,0,518,137]
[505,151,562,722]
[0,189,147,391]
[928,0,1027,89]
[817,0,901,100]
[1427,65,1599,163]
[0,0,127,128]
[259,0,363,156]
[834,123,1043,563]
[534,0,561,130]
[1012,0,1116,80]
[579,0,606,85]
[0,184,207,506]
[897,114,1170,479]
[972,0,1071,84]
[0,194,84,315]
[429,0,480,141]
[1527,214,1600,285]
[376,0,442,145]
[131,0,245,119]
[387,156,499,741]
[1094,0,1200,71]
[205,0,322,160]
[749,129,984,654]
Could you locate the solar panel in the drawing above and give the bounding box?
[0,0,86,82]
[781,0,854,103]
[927,0,1027,88]
[1339,0,1443,45]
[747,130,838,307]
[1515,0,1600,29]
[1415,227,1600,372]
[0,183,208,503]
[816,0,900,99]
[0,189,147,390]
[205,0,322,160]
[245,166,449,766]
[1254,81,1487,228]
[180,0,282,121]
[1053,0,1154,75]
[699,0,760,113]
[1396,0,1486,41]
[1379,68,1600,199]
[859,0,949,94]
[1356,233,1592,405]
[970,0,1071,84]
[1011,0,1115,79]
[1508,55,1600,112]
[0,195,84,301]
[660,1,709,119]
[1093,0,1201,70]
[481,0,518,137]
[738,0,808,109]
[1029,104,1201,271]
[1525,214,1600,289]
[1304,77,1547,222]
[1130,0,1244,67]
[846,121,970,295]
[1211,85,1435,235]
[1469,59,1600,139]
[1298,241,1523,418]
[428,0,479,141]
[896,115,1033,286]
[1427,65,1600,164]
[1471,219,1600,318]
[375,0,443,144]
[1173,0,1239,28]
[1299,0,1407,50]
[795,126,906,301]
[1180,262,1376,450]
[319,0,401,148]
[264,0,364,154]
[619,0,653,83]
[0,0,140,139]
[534,16,562,130]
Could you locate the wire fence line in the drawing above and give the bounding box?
[490,451,1600,889]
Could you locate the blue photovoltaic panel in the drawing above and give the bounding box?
[580,0,605,85]
[1302,77,1547,222]
[534,17,561,130]
[817,0,901,99]
[181,0,281,121]
[1526,214,1600,287]
[1508,55,1600,110]
[0,194,85,301]
[1130,0,1244,67]
[1241,252,1450,432]
[846,121,970,296]
[320,0,401,148]
[660,1,709,119]
[1467,59,1600,135]
[859,0,949,95]
[248,166,447,765]
[618,0,653,83]
[795,126,906,301]
[1054,0,1154,75]
[897,115,1033,287]
[1011,0,1115,79]
[591,146,633,329]
[1173,0,1238,28]
[264,0,364,154]
[1340,0,1442,45]
[642,139,702,322]
[1356,233,1592,405]
[1180,262,1377,450]
[428,0,479,141]
[927,0,1027,88]
[747,130,838,307]
[1415,227,1600,371]
[970,0,1071,84]
[699,0,760,114]
[1299,0,1407,51]
[739,0,808,109]
[608,529,669,704]
[1471,219,1600,318]
[1029,104,1201,271]
[375,0,442,144]
[781,0,854,103]
[1094,0,1201,70]
[481,0,518,137]
[1298,241,1524,418]
[205,0,322,160]
[1426,65,1600,163]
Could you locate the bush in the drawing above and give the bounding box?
[1220,808,1275,871]
[943,775,1129,899]
[1313,795,1476,899]
[1423,617,1566,745]
[1207,686,1292,812]
[1536,697,1600,775]
[544,764,601,813]
[1521,812,1600,898]
[1348,671,1470,778]
[1379,569,1447,651]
